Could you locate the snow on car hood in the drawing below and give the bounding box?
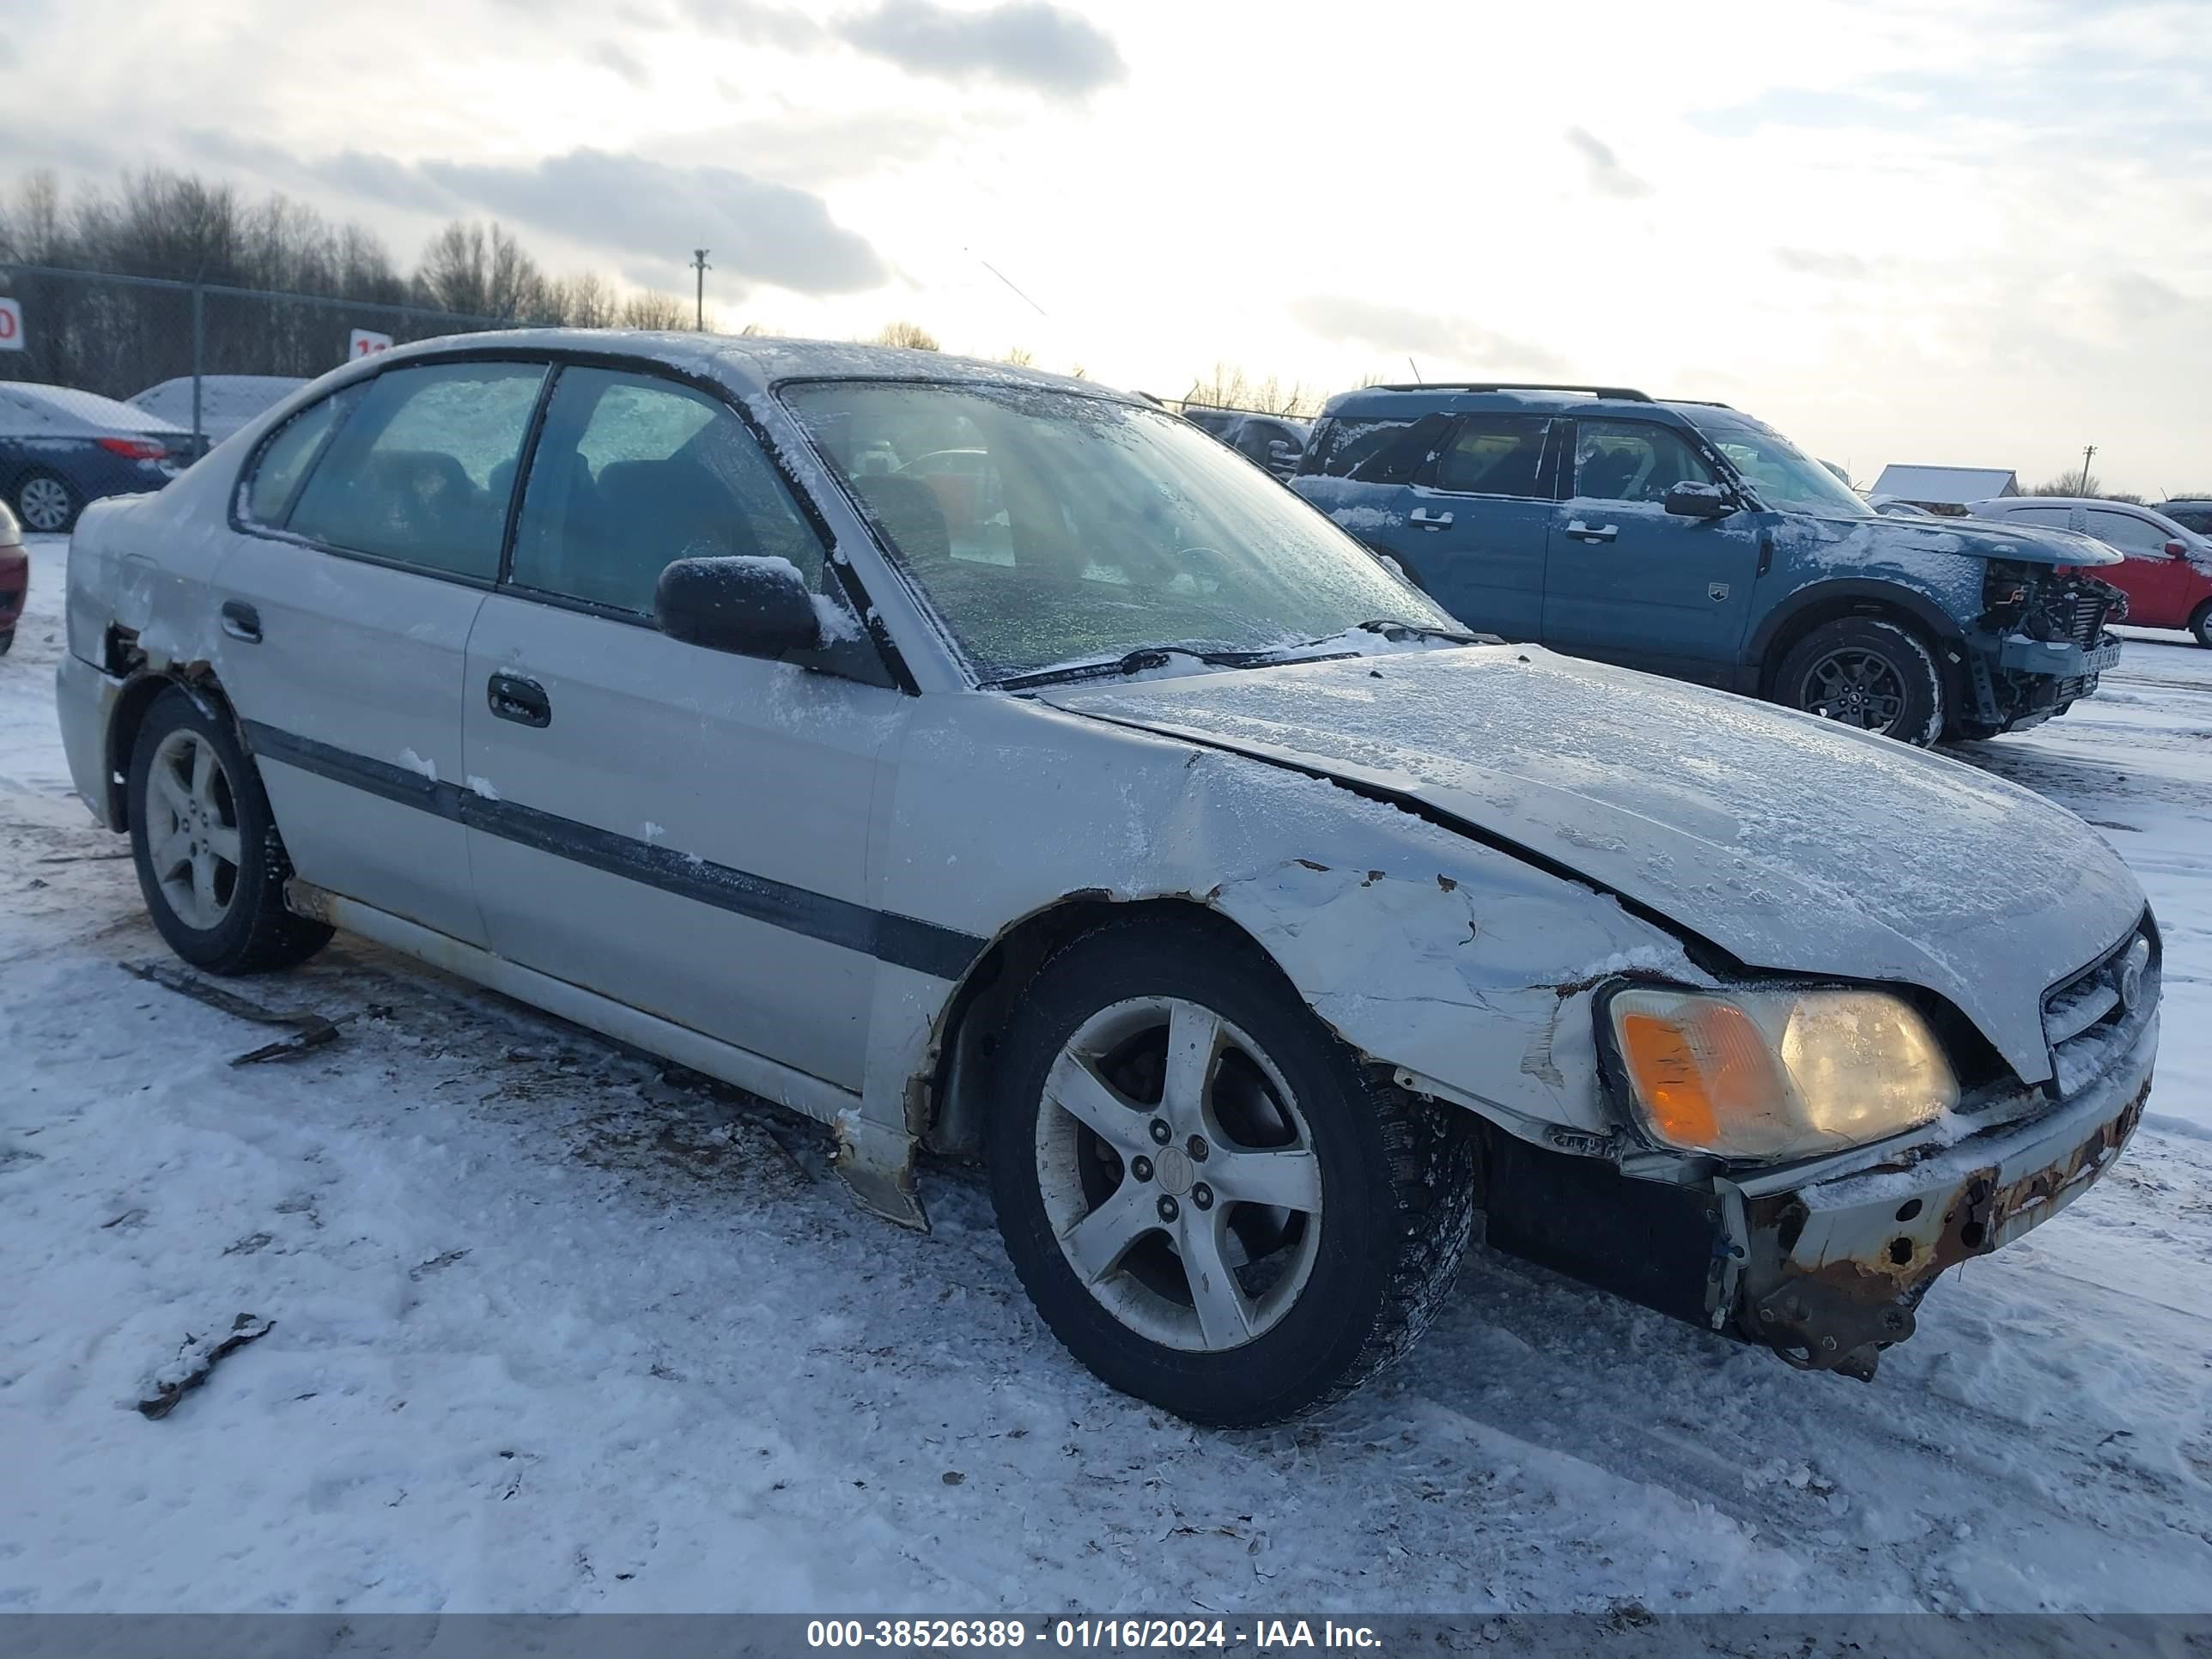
[1041,645,2146,1084]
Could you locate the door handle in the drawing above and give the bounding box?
[1565,520,1620,543]
[487,672,551,729]
[1407,507,1454,528]
[220,600,262,643]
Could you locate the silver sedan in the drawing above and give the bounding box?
[57,334,2159,1423]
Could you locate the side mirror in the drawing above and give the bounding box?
[2166,540,2188,557]
[654,556,822,659]
[1663,481,1735,519]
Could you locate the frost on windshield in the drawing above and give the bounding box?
[777,381,1453,681]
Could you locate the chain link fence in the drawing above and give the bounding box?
[0,262,538,455]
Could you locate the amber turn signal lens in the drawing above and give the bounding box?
[1618,1011,1720,1147]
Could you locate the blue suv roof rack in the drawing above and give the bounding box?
[1368,382,1654,401]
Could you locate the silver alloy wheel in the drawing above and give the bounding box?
[17,476,72,532]
[1035,996,1323,1352]
[146,728,244,930]
[1800,647,1907,734]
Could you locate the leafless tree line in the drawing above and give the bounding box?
[0,169,721,400]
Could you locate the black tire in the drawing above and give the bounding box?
[126,684,332,975]
[987,914,1475,1426]
[0,627,13,657]
[1774,615,1947,745]
[14,469,80,536]
[2191,602,2212,650]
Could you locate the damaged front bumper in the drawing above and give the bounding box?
[1717,996,2155,1378]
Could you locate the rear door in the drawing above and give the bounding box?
[211,358,548,945]
[1542,416,1763,683]
[460,363,906,1089]
[1389,412,1554,639]
[2085,507,2193,628]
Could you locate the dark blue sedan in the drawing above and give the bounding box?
[0,381,188,533]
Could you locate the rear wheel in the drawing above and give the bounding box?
[1775,616,1947,745]
[988,915,1474,1425]
[15,471,78,535]
[127,684,332,974]
[2191,602,2212,650]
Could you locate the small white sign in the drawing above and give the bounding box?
[347,327,394,359]
[0,298,23,352]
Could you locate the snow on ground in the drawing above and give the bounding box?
[3,539,2210,1614]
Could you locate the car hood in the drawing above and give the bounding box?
[1870,514,2123,568]
[1040,646,2146,1083]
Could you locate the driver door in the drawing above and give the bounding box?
[1542,417,1763,684]
[461,365,907,1089]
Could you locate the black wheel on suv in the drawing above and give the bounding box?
[1775,616,1947,745]
[986,912,1475,1426]
[2191,601,2212,651]
[126,684,333,974]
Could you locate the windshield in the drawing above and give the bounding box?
[779,380,1455,682]
[1687,412,1872,518]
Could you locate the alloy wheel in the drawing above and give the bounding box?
[1034,996,1323,1352]
[146,727,243,930]
[1800,647,1908,734]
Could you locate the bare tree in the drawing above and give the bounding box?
[617,289,694,330]
[873,320,940,351]
[1001,344,1035,367]
[414,222,546,321]
[1182,361,1323,417]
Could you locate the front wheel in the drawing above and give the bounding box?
[987,915,1474,1425]
[1774,616,1947,745]
[2191,602,2212,650]
[127,684,333,974]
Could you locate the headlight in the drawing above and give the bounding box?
[1604,986,1957,1160]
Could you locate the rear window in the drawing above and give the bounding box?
[2166,506,2212,536]
[1299,413,1452,484]
[284,362,546,580]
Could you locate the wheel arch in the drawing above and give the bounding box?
[103,663,239,830]
[1749,580,1966,699]
[912,892,1285,1159]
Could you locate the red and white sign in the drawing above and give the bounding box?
[347,327,394,359]
[0,299,23,352]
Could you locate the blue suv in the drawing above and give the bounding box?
[1291,384,2125,744]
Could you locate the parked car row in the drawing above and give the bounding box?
[0,375,310,534]
[1288,382,2130,744]
[55,334,2160,1424]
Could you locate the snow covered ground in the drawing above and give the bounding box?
[4,539,2210,1615]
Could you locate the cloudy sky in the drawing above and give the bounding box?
[6,0,2209,493]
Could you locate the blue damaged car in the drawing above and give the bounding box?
[1291,383,2126,744]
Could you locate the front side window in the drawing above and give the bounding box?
[1686,412,1871,517]
[1434,415,1551,497]
[510,368,826,614]
[2086,509,2170,556]
[241,386,360,526]
[1572,419,1716,504]
[780,381,1454,682]
[286,361,546,579]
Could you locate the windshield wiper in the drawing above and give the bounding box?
[994,644,1273,691]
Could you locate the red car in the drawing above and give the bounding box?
[0,501,25,655]
[1971,495,2212,648]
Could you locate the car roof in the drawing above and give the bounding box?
[1972,496,2203,533]
[370,328,1122,405]
[1317,381,1721,427]
[0,380,191,435]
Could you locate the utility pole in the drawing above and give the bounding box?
[690,247,711,331]
[2079,443,2096,495]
